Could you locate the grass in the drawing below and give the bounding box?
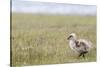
[11,13,96,66]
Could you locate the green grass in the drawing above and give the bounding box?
[11,13,96,66]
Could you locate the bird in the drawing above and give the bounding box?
[67,33,92,58]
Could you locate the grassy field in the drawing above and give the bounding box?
[11,13,96,66]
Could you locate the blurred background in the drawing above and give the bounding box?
[12,0,96,16]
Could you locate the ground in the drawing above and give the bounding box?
[11,13,96,66]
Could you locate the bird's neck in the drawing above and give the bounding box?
[69,39,75,44]
[70,39,77,42]
[69,39,77,46]
[69,40,76,50]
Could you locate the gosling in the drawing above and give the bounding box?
[67,33,92,58]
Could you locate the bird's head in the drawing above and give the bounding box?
[67,33,77,40]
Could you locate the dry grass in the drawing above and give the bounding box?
[11,13,96,66]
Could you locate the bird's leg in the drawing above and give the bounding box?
[82,51,88,59]
[78,52,83,57]
[82,54,85,58]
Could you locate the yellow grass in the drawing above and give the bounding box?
[11,13,96,66]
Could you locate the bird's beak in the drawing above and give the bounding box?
[67,36,70,40]
[67,35,72,40]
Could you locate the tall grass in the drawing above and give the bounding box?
[11,13,96,66]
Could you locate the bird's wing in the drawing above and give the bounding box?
[78,39,93,50]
